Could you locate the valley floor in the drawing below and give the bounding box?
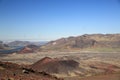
[0,51,120,80]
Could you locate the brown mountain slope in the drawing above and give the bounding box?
[18,45,39,53]
[40,34,120,51]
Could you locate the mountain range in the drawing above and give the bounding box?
[40,34,120,51]
[7,41,47,47]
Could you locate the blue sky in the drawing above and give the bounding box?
[0,0,120,41]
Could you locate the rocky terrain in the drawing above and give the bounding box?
[0,61,63,80]
[0,52,120,80]
[0,34,120,80]
[18,45,39,54]
[41,34,120,52]
[0,40,46,54]
[0,44,39,54]
[31,57,80,77]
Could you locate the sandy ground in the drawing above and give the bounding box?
[0,51,120,65]
[0,51,120,80]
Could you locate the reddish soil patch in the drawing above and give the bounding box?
[89,61,120,73]
[18,47,34,53]
[0,61,63,80]
[80,73,120,80]
[18,45,39,53]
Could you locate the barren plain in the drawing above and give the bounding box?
[0,51,120,80]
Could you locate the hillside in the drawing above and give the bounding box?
[7,41,47,47]
[7,41,31,47]
[40,34,120,51]
[31,57,80,77]
[0,41,9,50]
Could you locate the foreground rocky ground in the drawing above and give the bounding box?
[0,51,120,80]
[0,61,63,80]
